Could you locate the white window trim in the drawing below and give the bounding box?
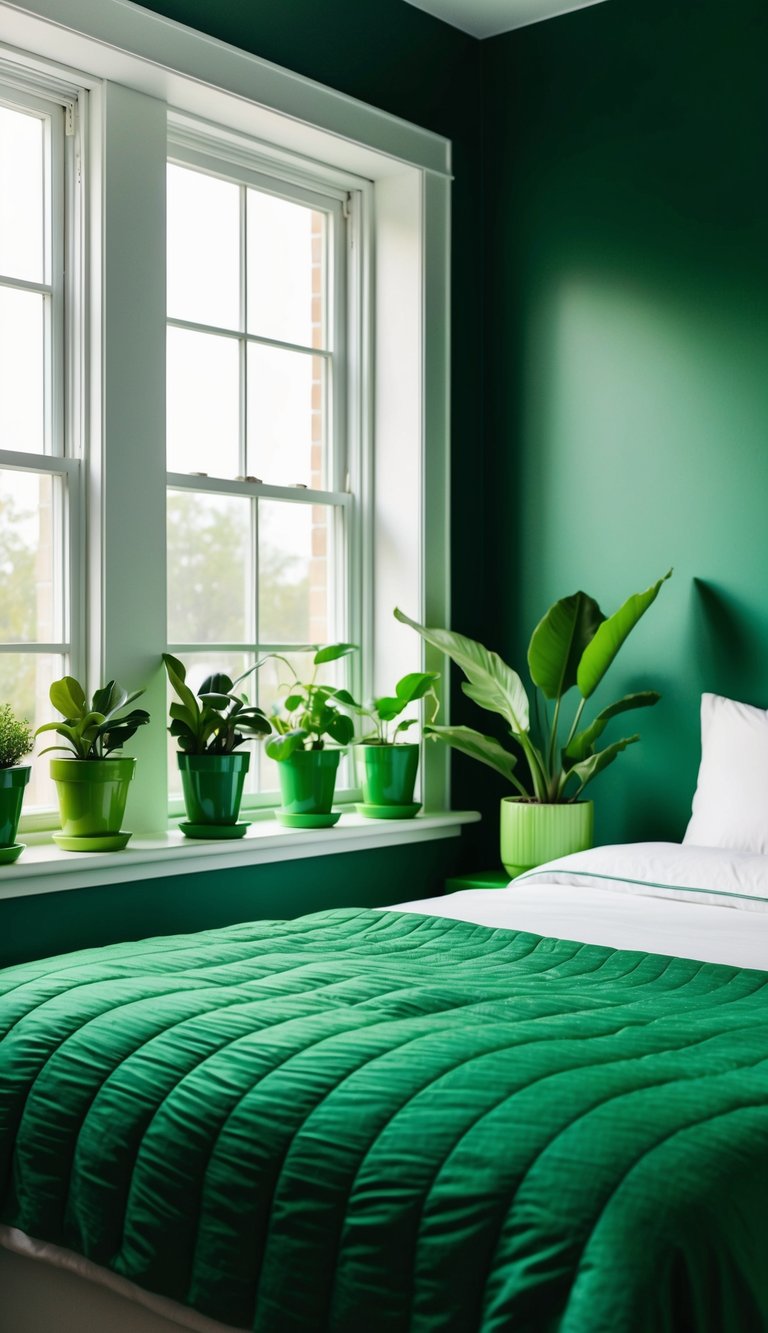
[0,70,86,825]
[2,810,480,901]
[0,0,455,881]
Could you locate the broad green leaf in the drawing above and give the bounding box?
[50,676,87,719]
[424,724,520,785]
[266,729,308,761]
[101,725,138,754]
[34,721,74,737]
[199,672,234,697]
[235,708,271,736]
[162,653,200,720]
[97,709,150,736]
[560,734,639,796]
[394,671,439,703]
[527,592,604,701]
[169,701,197,727]
[576,571,671,699]
[326,712,354,745]
[75,711,105,739]
[284,693,303,712]
[395,608,529,735]
[198,692,231,711]
[373,695,402,722]
[92,681,125,717]
[565,691,661,762]
[313,642,357,665]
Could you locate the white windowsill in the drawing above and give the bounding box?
[0,810,480,900]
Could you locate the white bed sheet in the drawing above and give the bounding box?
[391,881,768,970]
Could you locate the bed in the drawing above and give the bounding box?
[3,836,768,1333]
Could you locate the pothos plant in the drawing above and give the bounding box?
[344,672,440,744]
[35,677,150,760]
[395,570,670,803]
[162,654,271,753]
[263,643,357,761]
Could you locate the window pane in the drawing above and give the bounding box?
[0,105,44,285]
[167,327,240,475]
[0,470,62,643]
[258,500,334,646]
[246,192,324,349]
[0,287,45,453]
[167,490,252,644]
[247,345,325,486]
[0,651,65,812]
[167,164,240,330]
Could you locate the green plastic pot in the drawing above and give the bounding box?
[500,797,593,879]
[361,743,419,807]
[0,765,31,847]
[178,751,250,825]
[50,757,136,838]
[277,749,341,818]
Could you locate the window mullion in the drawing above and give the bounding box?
[239,181,247,479]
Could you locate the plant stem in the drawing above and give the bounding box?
[547,694,561,778]
[564,696,586,751]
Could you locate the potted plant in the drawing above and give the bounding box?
[396,571,670,876]
[342,671,440,819]
[0,705,34,864]
[162,653,272,838]
[264,644,357,828]
[35,676,150,851]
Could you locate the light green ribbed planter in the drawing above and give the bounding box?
[500,798,593,878]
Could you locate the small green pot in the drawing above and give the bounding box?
[500,797,594,878]
[360,743,419,807]
[277,749,341,819]
[178,751,250,825]
[51,757,136,839]
[0,765,31,848]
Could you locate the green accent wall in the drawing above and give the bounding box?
[0,839,458,968]
[484,0,768,846]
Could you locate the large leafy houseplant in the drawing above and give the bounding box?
[0,704,34,860]
[396,572,670,874]
[35,676,150,850]
[263,644,357,827]
[162,654,271,836]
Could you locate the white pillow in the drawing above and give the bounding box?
[515,841,768,912]
[683,693,768,854]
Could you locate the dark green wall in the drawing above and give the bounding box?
[0,839,458,968]
[484,0,768,844]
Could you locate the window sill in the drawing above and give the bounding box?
[0,809,480,900]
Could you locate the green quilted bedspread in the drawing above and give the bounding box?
[2,907,768,1333]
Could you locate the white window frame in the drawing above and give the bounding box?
[0,67,86,830]
[164,127,365,812]
[1,0,452,856]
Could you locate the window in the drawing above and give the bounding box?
[0,79,81,814]
[165,144,356,805]
[1,0,452,846]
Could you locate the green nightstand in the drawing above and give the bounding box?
[445,870,510,893]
